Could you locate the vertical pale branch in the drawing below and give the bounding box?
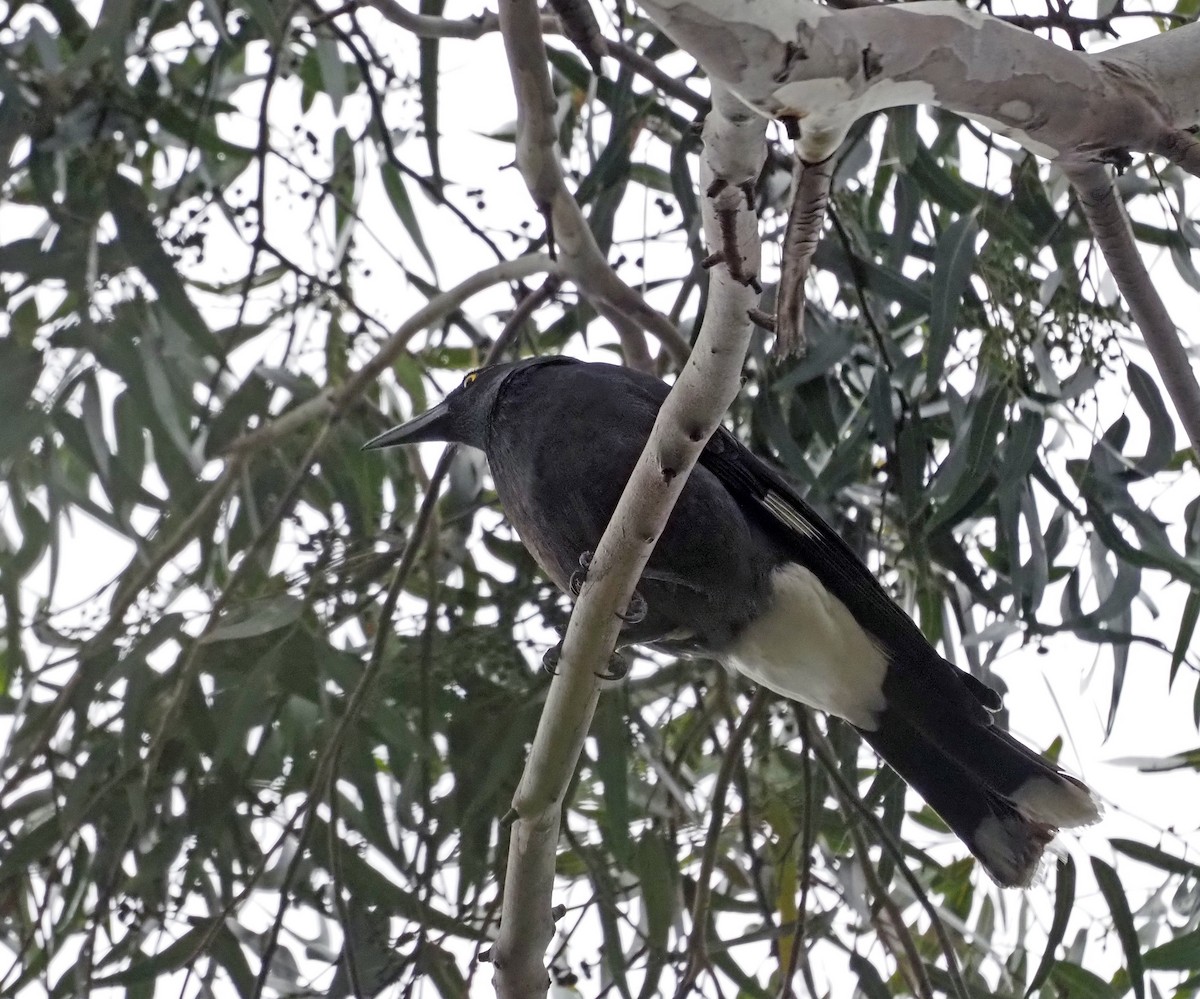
[490,65,766,998]
[1065,161,1200,458]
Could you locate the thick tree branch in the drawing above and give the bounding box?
[1109,21,1200,129]
[638,1,1197,160]
[497,0,691,369]
[1066,161,1200,458]
[1152,128,1200,182]
[491,76,765,998]
[636,0,1200,451]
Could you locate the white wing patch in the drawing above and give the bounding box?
[761,489,819,539]
[724,563,888,729]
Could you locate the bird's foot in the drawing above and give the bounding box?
[568,550,593,596]
[541,642,630,681]
[569,552,646,625]
[597,651,630,681]
[618,590,647,625]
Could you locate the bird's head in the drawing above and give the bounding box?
[362,355,574,452]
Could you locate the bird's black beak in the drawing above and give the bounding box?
[362,400,454,450]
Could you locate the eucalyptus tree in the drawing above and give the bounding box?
[0,0,1198,996]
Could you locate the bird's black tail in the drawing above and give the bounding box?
[858,710,1099,887]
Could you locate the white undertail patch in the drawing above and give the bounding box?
[723,563,888,729]
[1012,775,1101,828]
[974,815,1048,888]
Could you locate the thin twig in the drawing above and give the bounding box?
[676,687,770,998]
[778,709,819,999]
[805,721,968,999]
[224,255,557,456]
[248,443,457,995]
[846,811,934,999]
[366,0,708,111]
[496,0,689,367]
[490,76,765,998]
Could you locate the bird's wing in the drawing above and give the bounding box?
[700,430,924,654]
[699,428,1000,718]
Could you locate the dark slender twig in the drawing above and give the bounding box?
[675,687,770,998]
[606,39,708,111]
[805,721,968,999]
[316,5,508,262]
[366,0,708,109]
[249,442,458,996]
[826,204,895,374]
[545,0,607,73]
[327,745,365,999]
[845,806,933,999]
[777,710,819,999]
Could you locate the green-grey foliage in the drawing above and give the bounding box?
[1,1,1198,996]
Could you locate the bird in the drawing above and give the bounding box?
[364,355,1099,886]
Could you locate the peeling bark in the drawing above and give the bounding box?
[776,152,834,358]
[639,1,1198,160]
[636,0,1200,455]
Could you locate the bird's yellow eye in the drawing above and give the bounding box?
[462,370,480,388]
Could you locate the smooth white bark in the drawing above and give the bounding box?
[1111,21,1200,127]
[637,0,1200,453]
[492,1,765,990]
[638,0,1198,162]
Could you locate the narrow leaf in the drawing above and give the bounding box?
[1027,857,1076,997]
[381,165,436,275]
[1144,927,1200,971]
[106,172,218,354]
[1127,363,1175,476]
[1110,839,1200,879]
[202,595,304,643]
[1091,857,1145,999]
[1107,605,1132,735]
[1049,961,1119,999]
[1170,588,1199,687]
[849,953,892,999]
[927,208,980,386]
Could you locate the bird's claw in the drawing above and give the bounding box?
[542,643,629,681]
[618,590,647,625]
[597,652,630,681]
[569,550,594,596]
